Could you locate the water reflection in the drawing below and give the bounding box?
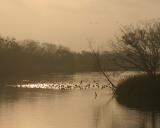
[0,87,160,128]
[0,88,109,128]
[0,72,159,128]
[5,72,110,90]
[139,112,160,128]
[95,97,160,128]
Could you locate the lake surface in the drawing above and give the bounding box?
[0,72,159,128]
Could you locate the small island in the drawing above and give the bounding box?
[113,20,160,111]
[115,74,160,111]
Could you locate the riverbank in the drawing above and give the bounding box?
[115,74,160,111]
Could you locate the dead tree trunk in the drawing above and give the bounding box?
[89,42,117,92]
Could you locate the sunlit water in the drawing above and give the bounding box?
[0,72,159,128]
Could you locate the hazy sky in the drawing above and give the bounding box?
[0,0,160,51]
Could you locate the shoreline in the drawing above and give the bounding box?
[115,74,160,111]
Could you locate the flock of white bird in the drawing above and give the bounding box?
[16,80,109,90]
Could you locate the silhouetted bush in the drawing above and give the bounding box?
[113,20,160,78]
[115,74,160,111]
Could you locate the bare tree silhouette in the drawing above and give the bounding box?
[88,41,117,92]
[113,20,160,78]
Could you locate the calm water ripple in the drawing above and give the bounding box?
[0,72,159,128]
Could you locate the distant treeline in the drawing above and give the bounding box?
[0,36,123,77]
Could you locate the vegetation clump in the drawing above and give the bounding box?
[115,74,160,111]
[113,20,160,78]
[113,20,160,110]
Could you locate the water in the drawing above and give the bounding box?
[0,72,159,128]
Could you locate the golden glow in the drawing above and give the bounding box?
[0,0,160,51]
